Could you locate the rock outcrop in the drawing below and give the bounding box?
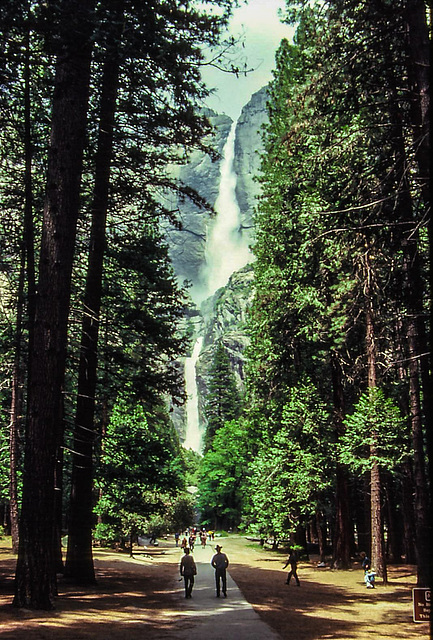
[234,85,269,233]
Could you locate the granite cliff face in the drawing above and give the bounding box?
[165,87,268,445]
[234,85,269,234]
[195,264,254,415]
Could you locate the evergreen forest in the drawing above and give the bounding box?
[0,0,430,611]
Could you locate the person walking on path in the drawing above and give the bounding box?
[189,532,196,551]
[283,547,300,586]
[211,544,229,597]
[180,547,197,598]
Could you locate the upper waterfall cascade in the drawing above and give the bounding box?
[183,120,252,452]
[202,120,252,298]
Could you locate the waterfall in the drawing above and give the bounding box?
[183,120,251,453]
[183,336,204,451]
[202,120,251,296]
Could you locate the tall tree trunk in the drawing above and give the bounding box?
[401,460,417,564]
[404,0,430,213]
[364,252,387,584]
[23,11,36,354]
[9,15,38,555]
[401,236,431,587]
[13,0,95,609]
[330,351,353,568]
[383,474,403,563]
[64,0,123,583]
[383,32,431,587]
[405,9,432,500]
[9,247,25,554]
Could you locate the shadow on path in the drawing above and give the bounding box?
[173,543,282,639]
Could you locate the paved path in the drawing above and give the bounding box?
[173,542,282,640]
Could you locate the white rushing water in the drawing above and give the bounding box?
[183,120,251,452]
[183,336,204,451]
[201,120,252,297]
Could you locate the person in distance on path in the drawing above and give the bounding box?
[283,547,300,586]
[211,544,229,597]
[180,547,197,598]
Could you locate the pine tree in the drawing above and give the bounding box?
[64,0,235,583]
[245,0,429,578]
[14,0,96,609]
[204,342,242,450]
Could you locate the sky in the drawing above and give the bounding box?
[201,0,294,120]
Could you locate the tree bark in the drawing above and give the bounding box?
[383,22,431,587]
[330,351,353,569]
[13,0,95,609]
[383,475,403,563]
[9,15,38,555]
[401,460,417,564]
[9,247,25,554]
[64,0,123,583]
[364,252,387,584]
[404,0,430,213]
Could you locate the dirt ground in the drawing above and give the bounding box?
[0,535,430,639]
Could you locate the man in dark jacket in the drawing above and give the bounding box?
[211,544,229,597]
[180,547,197,598]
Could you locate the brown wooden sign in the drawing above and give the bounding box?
[412,588,431,623]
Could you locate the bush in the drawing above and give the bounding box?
[93,522,120,548]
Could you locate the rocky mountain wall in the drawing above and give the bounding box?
[234,85,269,234]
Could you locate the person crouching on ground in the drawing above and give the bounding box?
[211,544,229,597]
[283,547,300,586]
[180,547,197,598]
[360,551,375,588]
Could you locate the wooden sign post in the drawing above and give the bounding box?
[412,588,431,623]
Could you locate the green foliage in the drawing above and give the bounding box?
[204,342,242,449]
[166,494,196,533]
[244,381,333,540]
[339,387,407,474]
[100,227,187,404]
[198,419,250,529]
[182,448,202,488]
[244,0,429,558]
[94,395,185,542]
[93,522,119,547]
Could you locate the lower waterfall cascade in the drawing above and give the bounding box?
[183,336,204,451]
